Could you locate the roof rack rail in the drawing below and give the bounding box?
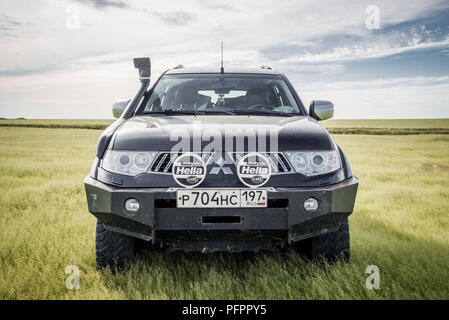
[260,65,272,70]
[173,64,185,69]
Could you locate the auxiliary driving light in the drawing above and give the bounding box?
[304,197,319,212]
[124,198,140,213]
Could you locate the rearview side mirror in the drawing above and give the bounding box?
[309,100,334,121]
[112,99,131,118]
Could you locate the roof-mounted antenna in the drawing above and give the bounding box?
[220,41,224,74]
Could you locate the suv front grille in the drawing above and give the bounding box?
[150,153,176,173]
[150,152,292,174]
[150,152,213,174]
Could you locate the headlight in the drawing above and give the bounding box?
[101,150,157,176]
[285,150,341,176]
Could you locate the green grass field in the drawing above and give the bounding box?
[0,121,448,299]
[1,118,449,128]
[2,118,449,135]
[322,118,449,128]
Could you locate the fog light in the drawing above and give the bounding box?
[304,197,319,212]
[124,198,139,213]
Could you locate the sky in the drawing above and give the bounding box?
[0,0,448,119]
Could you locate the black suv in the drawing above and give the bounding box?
[84,58,358,268]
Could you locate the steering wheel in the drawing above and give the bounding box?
[247,104,276,111]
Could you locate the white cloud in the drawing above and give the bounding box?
[1,0,447,71]
[282,29,449,63]
[298,76,449,119]
[295,75,449,91]
[0,0,448,118]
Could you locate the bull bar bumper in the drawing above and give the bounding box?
[84,176,358,250]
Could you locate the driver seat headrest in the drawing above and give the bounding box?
[174,84,198,108]
[244,88,268,106]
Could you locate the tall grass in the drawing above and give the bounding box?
[0,126,448,299]
[1,119,449,135]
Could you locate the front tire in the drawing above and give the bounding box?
[294,218,350,262]
[95,219,135,269]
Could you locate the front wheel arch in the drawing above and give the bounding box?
[337,145,353,179]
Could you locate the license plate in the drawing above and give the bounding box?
[177,189,267,208]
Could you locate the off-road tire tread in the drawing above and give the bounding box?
[294,218,350,262]
[95,220,134,268]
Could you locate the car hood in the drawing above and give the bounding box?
[112,115,332,151]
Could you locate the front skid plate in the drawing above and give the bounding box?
[166,240,283,253]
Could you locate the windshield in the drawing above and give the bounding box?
[141,74,303,116]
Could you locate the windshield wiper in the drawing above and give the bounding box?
[146,109,200,115]
[201,110,236,115]
[146,109,237,116]
[231,110,297,117]
[145,109,297,117]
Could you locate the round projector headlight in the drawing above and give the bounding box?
[285,150,341,176]
[292,153,308,168]
[102,150,158,176]
[119,154,131,166]
[134,153,150,168]
[312,154,324,167]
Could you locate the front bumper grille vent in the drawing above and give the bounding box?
[150,152,292,174]
[150,152,213,173]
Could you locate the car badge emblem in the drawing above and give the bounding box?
[210,156,233,175]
